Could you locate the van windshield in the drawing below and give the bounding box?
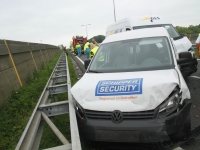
[88,36,174,73]
[133,24,179,39]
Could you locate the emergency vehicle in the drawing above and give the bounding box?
[71,27,200,146]
[72,36,87,55]
[105,15,197,77]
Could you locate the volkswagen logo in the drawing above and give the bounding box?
[111,110,123,123]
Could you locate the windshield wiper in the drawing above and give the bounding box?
[88,70,102,73]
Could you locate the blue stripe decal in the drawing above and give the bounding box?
[95,78,143,96]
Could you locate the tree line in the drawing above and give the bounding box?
[176,24,200,35]
[88,35,105,43]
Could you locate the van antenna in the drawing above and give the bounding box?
[150,10,153,22]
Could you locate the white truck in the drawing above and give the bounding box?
[72,27,200,148]
[105,15,198,77]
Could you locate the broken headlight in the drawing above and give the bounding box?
[159,87,182,113]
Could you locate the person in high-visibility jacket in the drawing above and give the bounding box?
[84,41,90,59]
[75,43,81,57]
[90,43,99,58]
[195,33,200,58]
[90,39,104,61]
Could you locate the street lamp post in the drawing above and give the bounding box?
[113,0,116,22]
[81,24,91,38]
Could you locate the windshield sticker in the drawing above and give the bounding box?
[95,78,143,96]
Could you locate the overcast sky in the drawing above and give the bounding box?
[0,0,199,47]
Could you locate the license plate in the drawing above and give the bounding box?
[96,130,140,142]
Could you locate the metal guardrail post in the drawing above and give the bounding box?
[41,112,69,144]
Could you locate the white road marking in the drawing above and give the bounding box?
[197,59,200,61]
[76,56,84,64]
[191,76,200,79]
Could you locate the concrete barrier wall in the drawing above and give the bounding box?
[0,39,60,105]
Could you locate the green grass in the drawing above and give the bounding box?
[0,53,61,150]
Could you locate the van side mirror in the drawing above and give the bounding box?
[177,52,198,78]
[84,59,91,69]
[177,52,192,66]
[178,52,192,59]
[180,34,185,37]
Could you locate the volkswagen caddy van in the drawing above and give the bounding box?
[106,15,193,53]
[71,28,195,145]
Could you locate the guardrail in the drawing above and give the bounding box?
[15,52,81,150]
[192,44,196,49]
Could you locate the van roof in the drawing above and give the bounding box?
[129,15,170,27]
[107,15,170,29]
[102,27,169,44]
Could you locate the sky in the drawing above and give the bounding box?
[0,0,199,47]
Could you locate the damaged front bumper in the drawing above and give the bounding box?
[77,101,193,143]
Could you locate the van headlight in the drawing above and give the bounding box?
[159,87,182,113]
[74,100,85,119]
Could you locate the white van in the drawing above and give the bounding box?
[106,15,198,77]
[106,15,193,53]
[71,27,198,146]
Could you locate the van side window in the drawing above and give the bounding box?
[126,28,131,31]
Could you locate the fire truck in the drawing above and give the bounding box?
[72,36,87,55]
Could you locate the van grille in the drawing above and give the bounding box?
[84,109,156,120]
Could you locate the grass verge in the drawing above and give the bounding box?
[0,53,61,150]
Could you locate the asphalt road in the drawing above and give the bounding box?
[70,52,200,150]
[181,59,200,150]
